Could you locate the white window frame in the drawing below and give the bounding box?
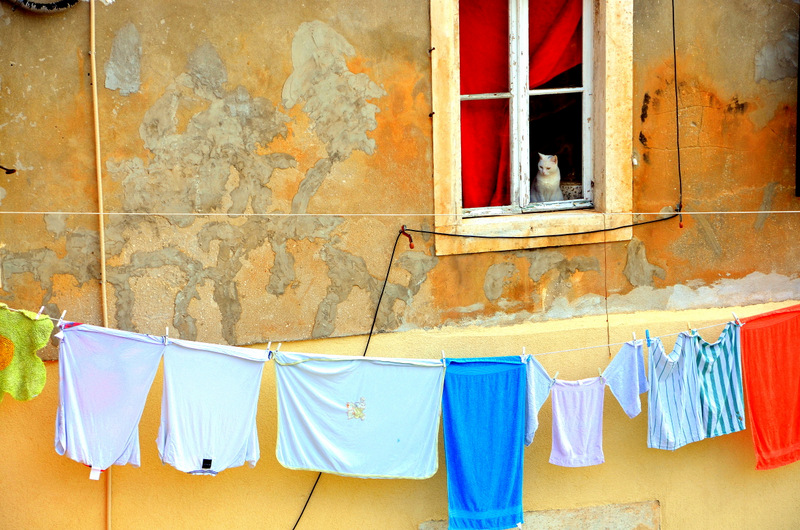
[462,0,593,218]
[430,0,633,255]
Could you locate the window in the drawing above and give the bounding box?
[431,0,634,255]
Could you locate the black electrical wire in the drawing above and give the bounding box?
[671,0,685,219]
[405,212,679,241]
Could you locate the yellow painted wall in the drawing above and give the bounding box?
[2,301,799,528]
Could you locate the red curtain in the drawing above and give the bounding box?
[460,0,583,208]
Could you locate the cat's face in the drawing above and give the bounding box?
[537,153,558,175]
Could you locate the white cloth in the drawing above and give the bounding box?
[524,354,554,446]
[157,338,268,475]
[549,340,649,467]
[274,351,445,479]
[55,324,164,479]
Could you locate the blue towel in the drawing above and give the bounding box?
[443,357,526,529]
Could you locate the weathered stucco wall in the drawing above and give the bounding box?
[1,0,798,356]
[1,1,799,527]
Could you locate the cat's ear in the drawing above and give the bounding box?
[538,152,545,160]
[551,155,558,163]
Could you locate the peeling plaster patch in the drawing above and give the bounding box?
[44,213,68,237]
[292,158,332,214]
[755,30,799,82]
[755,182,779,230]
[0,229,100,304]
[534,272,800,320]
[608,272,800,313]
[312,247,436,339]
[545,294,605,320]
[0,186,5,206]
[623,237,666,287]
[282,21,386,161]
[667,272,800,310]
[187,42,227,99]
[694,215,723,257]
[104,23,141,96]
[520,250,600,305]
[525,250,566,282]
[484,262,517,301]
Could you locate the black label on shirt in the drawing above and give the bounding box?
[202,459,212,469]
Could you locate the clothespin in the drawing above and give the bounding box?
[276,343,282,352]
[645,329,650,342]
[441,350,445,360]
[164,327,170,345]
[36,306,45,318]
[686,322,693,334]
[553,371,559,380]
[57,310,67,327]
[267,341,272,352]
[632,331,637,341]
[598,367,603,377]
[400,225,414,249]
[732,312,743,326]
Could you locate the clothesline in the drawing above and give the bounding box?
[530,320,734,358]
[4,303,740,362]
[0,210,798,217]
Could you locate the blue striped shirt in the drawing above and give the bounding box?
[647,332,706,450]
[693,322,745,438]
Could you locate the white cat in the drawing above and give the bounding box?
[532,153,564,202]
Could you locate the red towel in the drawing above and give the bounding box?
[741,304,800,470]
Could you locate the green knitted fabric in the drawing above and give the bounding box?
[0,303,54,402]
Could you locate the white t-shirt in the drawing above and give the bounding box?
[157,338,268,475]
[55,324,164,479]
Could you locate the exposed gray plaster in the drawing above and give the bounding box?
[292,158,332,214]
[755,30,798,82]
[44,213,67,237]
[484,262,516,301]
[187,42,227,99]
[312,247,436,339]
[755,182,779,230]
[520,250,600,301]
[694,214,723,257]
[623,237,666,287]
[282,21,386,160]
[0,186,5,206]
[0,228,100,305]
[524,250,566,282]
[313,242,376,339]
[104,23,141,96]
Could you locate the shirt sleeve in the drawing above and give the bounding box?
[524,354,554,446]
[602,340,650,418]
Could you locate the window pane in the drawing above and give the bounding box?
[461,99,511,208]
[529,0,582,89]
[459,0,509,95]
[529,93,583,203]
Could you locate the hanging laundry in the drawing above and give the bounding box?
[692,321,744,439]
[647,332,705,450]
[549,340,648,467]
[442,356,526,530]
[525,354,554,446]
[55,324,164,480]
[274,351,445,479]
[741,304,800,470]
[0,303,53,401]
[157,338,268,475]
